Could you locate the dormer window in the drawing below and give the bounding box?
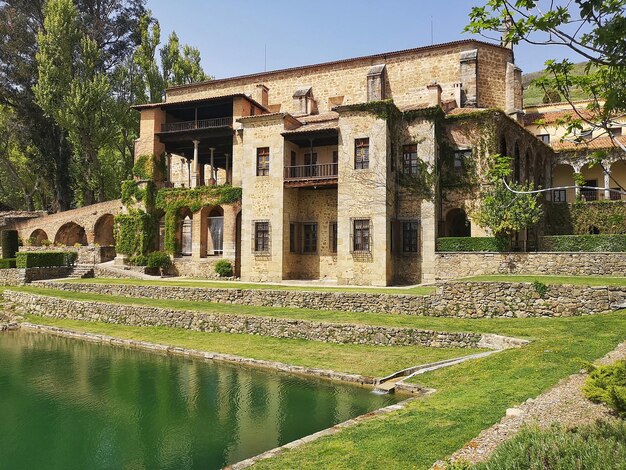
[293,87,314,114]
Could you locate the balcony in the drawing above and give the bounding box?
[284,163,338,188]
[160,117,233,133]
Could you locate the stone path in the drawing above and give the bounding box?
[433,341,626,468]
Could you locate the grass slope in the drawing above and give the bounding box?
[523,61,595,106]
[60,277,435,295]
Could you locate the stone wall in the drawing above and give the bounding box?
[0,267,73,286]
[433,251,626,279]
[36,279,626,318]
[19,245,115,265]
[5,290,484,348]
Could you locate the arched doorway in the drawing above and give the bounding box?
[93,214,115,246]
[446,208,471,237]
[55,222,87,246]
[552,164,575,202]
[178,208,193,256]
[207,206,224,255]
[29,229,48,246]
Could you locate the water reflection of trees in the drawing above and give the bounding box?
[0,331,395,469]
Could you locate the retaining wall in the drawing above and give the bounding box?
[433,252,626,280]
[19,245,115,264]
[4,290,488,348]
[0,267,72,286]
[38,280,626,318]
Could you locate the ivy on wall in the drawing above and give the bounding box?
[121,180,156,210]
[545,201,626,235]
[113,210,156,256]
[155,185,242,254]
[132,153,166,181]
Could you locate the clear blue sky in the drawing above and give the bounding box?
[146,0,582,79]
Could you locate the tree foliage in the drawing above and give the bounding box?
[472,154,543,236]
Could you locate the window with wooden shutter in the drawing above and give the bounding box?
[302,223,317,253]
[257,147,270,176]
[354,138,369,169]
[352,219,371,252]
[253,220,270,253]
[329,221,338,253]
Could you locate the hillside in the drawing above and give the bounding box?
[523,61,594,106]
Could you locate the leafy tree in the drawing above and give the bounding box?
[134,14,164,103]
[466,1,626,187]
[472,154,543,237]
[161,31,211,88]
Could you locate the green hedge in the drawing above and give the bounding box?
[113,210,156,256]
[16,251,78,268]
[0,258,16,269]
[436,237,510,252]
[1,230,18,259]
[542,235,626,252]
[545,201,626,235]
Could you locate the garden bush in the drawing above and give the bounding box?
[542,234,626,252]
[146,251,172,270]
[436,237,509,252]
[214,259,233,277]
[129,254,148,266]
[1,230,18,259]
[0,258,16,269]
[15,251,77,268]
[583,360,626,417]
[473,421,626,469]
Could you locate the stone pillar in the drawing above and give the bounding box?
[191,208,203,259]
[505,62,523,116]
[225,153,230,185]
[573,162,583,199]
[166,153,172,184]
[604,169,611,200]
[209,147,217,186]
[192,140,200,188]
[222,203,239,261]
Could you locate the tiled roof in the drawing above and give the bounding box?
[297,112,339,123]
[166,39,509,92]
[398,102,431,112]
[282,120,339,135]
[523,109,594,126]
[446,107,490,116]
[551,135,626,152]
[132,93,269,112]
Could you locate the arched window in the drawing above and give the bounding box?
[181,215,192,256]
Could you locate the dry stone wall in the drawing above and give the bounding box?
[37,280,626,318]
[0,267,72,286]
[433,252,626,279]
[5,290,483,348]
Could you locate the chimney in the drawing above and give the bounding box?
[505,62,523,117]
[367,64,386,102]
[427,82,442,107]
[453,82,463,108]
[500,17,514,50]
[255,84,269,108]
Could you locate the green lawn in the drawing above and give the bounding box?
[23,315,470,378]
[60,277,435,295]
[461,274,626,286]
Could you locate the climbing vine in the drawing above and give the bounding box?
[545,200,626,235]
[155,185,242,254]
[132,153,166,181]
[121,179,156,210]
[113,210,157,256]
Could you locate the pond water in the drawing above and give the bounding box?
[0,330,400,469]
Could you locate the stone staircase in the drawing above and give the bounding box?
[68,264,95,279]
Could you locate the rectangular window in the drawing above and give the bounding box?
[454,149,471,177]
[302,223,317,253]
[289,223,297,253]
[402,221,420,253]
[553,189,567,203]
[254,221,270,252]
[355,138,369,169]
[402,144,418,175]
[352,219,371,252]
[329,221,337,253]
[582,179,598,201]
[610,127,623,137]
[538,134,551,144]
[610,188,622,201]
[256,147,270,176]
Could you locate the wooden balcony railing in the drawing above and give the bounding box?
[160,117,233,133]
[284,163,338,180]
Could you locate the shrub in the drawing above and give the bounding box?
[41,239,52,247]
[15,251,77,268]
[146,251,172,270]
[474,421,626,469]
[129,254,148,266]
[436,237,510,252]
[583,360,626,417]
[542,234,626,252]
[1,230,19,259]
[0,258,16,269]
[214,259,233,277]
[532,280,549,298]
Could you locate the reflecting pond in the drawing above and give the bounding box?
[0,330,400,469]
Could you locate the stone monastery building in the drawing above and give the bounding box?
[133,38,554,286]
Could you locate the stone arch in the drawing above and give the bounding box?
[54,222,87,246]
[609,160,626,200]
[499,135,508,157]
[513,142,521,182]
[207,206,224,256]
[445,208,471,237]
[29,229,49,246]
[580,163,603,201]
[93,214,115,246]
[235,210,242,277]
[524,149,531,183]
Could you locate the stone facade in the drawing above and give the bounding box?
[19,245,116,265]
[433,251,626,279]
[36,279,626,318]
[0,267,73,286]
[6,290,485,348]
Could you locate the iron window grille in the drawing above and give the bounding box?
[302,222,318,253]
[552,189,566,203]
[402,144,418,175]
[257,147,270,176]
[402,220,420,253]
[252,220,270,253]
[351,218,372,253]
[354,138,369,169]
[453,149,472,177]
[329,221,338,254]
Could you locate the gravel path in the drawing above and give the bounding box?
[433,341,626,468]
